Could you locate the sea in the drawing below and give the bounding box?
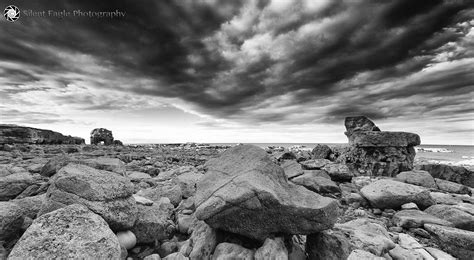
[209,143,474,167]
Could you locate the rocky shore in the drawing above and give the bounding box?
[1,117,473,260]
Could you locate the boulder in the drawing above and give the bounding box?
[131,202,174,244]
[392,209,453,228]
[300,159,331,170]
[38,163,137,231]
[395,170,437,189]
[348,249,385,260]
[425,204,474,231]
[322,163,354,181]
[312,144,332,159]
[254,237,288,260]
[0,202,24,241]
[424,224,474,260]
[306,218,396,259]
[137,179,183,207]
[291,173,340,194]
[188,220,218,260]
[212,243,254,260]
[40,156,126,177]
[416,164,474,188]
[195,145,339,240]
[360,179,435,209]
[11,194,45,219]
[344,116,380,135]
[348,131,420,147]
[0,172,44,201]
[8,204,121,259]
[280,160,304,179]
[435,178,471,194]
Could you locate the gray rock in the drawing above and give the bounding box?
[144,254,162,260]
[306,218,396,259]
[435,178,471,194]
[163,252,188,260]
[322,163,354,181]
[255,237,288,260]
[312,144,332,160]
[281,160,304,179]
[348,249,385,260]
[344,116,380,136]
[212,243,254,260]
[300,159,331,170]
[131,202,174,244]
[0,202,24,241]
[0,172,43,201]
[348,131,421,147]
[416,164,474,188]
[38,163,137,231]
[291,173,340,194]
[388,245,424,260]
[392,210,453,228]
[8,204,121,259]
[396,170,437,189]
[195,145,339,240]
[11,194,45,219]
[425,204,474,231]
[188,220,218,260]
[424,224,474,260]
[424,247,456,260]
[430,192,463,205]
[360,179,435,209]
[137,179,183,207]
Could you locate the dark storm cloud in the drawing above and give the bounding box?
[0,0,473,124]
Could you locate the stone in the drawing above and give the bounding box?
[424,247,456,260]
[212,243,254,260]
[430,192,463,205]
[188,220,218,260]
[396,170,437,189]
[175,170,202,199]
[434,178,471,194]
[348,249,385,260]
[131,202,174,244]
[388,245,424,260]
[38,163,137,231]
[401,203,419,210]
[312,144,332,159]
[177,214,195,234]
[300,159,331,170]
[398,233,422,249]
[306,218,396,259]
[0,124,84,145]
[159,241,179,258]
[424,224,474,260]
[392,210,453,228]
[416,164,474,188]
[116,230,137,250]
[454,202,474,215]
[322,163,354,181]
[40,156,127,177]
[90,128,114,145]
[128,171,152,180]
[195,145,339,240]
[134,194,154,206]
[11,194,45,219]
[360,179,435,209]
[344,116,380,135]
[281,160,304,179]
[425,204,474,231]
[291,174,340,194]
[0,201,24,241]
[144,254,162,260]
[137,179,183,207]
[0,172,43,201]
[8,204,121,259]
[254,237,288,260]
[348,131,421,147]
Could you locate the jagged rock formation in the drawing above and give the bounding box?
[338,116,420,177]
[0,124,84,145]
[90,128,114,145]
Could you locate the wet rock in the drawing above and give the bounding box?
[281,160,304,179]
[416,164,474,188]
[360,179,435,209]
[306,218,396,259]
[195,145,339,240]
[131,202,174,244]
[0,202,24,241]
[425,204,474,231]
[254,237,288,260]
[396,170,437,189]
[434,178,471,195]
[424,224,474,260]
[8,204,121,259]
[212,243,254,260]
[312,144,332,159]
[38,163,137,231]
[392,210,453,228]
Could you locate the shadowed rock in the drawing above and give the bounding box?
[195,145,339,240]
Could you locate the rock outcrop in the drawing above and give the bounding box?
[415,163,474,188]
[195,145,339,240]
[338,116,420,177]
[90,128,114,145]
[0,124,84,145]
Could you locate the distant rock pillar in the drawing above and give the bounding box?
[90,128,114,145]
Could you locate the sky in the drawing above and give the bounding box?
[0,0,473,144]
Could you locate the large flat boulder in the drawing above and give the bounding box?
[195,145,339,240]
[349,131,421,147]
[425,204,474,231]
[8,204,121,259]
[395,170,437,189]
[360,179,434,209]
[392,209,454,228]
[416,164,474,188]
[424,224,474,260]
[38,163,137,231]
